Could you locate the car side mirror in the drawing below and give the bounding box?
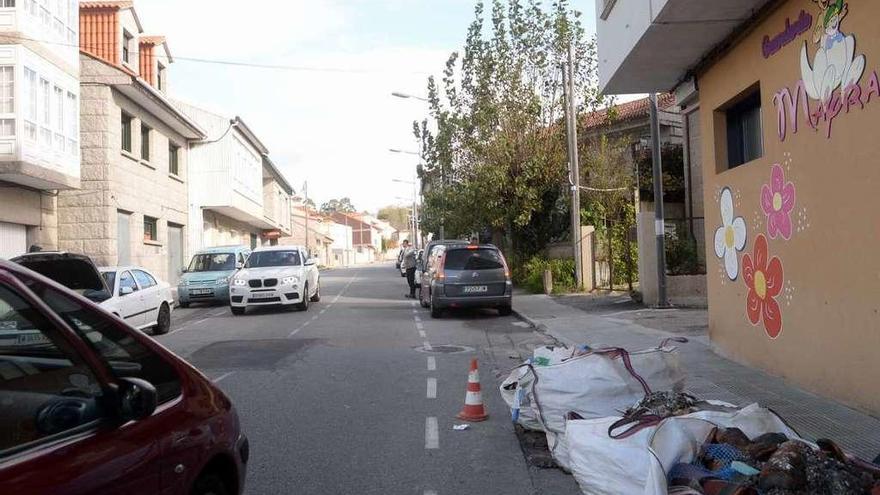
[236,262,244,269]
[305,258,316,266]
[120,286,134,296]
[116,377,157,422]
[180,268,188,274]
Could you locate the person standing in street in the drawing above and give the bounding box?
[401,239,417,299]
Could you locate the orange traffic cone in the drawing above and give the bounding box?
[456,358,488,422]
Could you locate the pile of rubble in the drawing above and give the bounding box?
[501,342,880,495]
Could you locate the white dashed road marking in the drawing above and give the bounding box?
[416,322,424,330]
[427,378,437,399]
[423,341,432,351]
[414,315,421,322]
[419,330,427,338]
[425,417,439,449]
[427,356,436,371]
[212,372,234,383]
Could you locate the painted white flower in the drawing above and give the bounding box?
[714,187,747,281]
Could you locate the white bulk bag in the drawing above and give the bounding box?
[565,403,801,495]
[500,342,686,434]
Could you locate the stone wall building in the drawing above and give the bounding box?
[58,2,204,283]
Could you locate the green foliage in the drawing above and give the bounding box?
[665,233,703,276]
[583,202,638,288]
[516,256,577,294]
[636,144,686,203]
[415,0,606,259]
[377,205,411,232]
[320,198,356,214]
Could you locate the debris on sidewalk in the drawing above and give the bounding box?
[452,424,470,431]
[499,338,880,495]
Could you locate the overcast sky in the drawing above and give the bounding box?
[136,0,596,213]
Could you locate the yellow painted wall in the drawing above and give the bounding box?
[698,0,880,414]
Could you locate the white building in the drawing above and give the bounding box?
[0,0,80,258]
[328,221,353,267]
[173,100,293,257]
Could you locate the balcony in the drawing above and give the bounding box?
[597,0,772,94]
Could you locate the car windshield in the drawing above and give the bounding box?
[101,271,116,293]
[188,253,236,272]
[443,248,504,270]
[245,250,301,268]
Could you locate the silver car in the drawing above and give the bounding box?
[420,244,512,318]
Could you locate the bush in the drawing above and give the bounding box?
[516,256,577,294]
[665,233,703,275]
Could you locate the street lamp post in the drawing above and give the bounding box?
[391,91,429,102]
[393,178,419,249]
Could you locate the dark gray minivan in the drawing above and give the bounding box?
[419,244,512,318]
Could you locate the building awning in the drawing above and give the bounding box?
[598,0,772,94]
[203,205,276,230]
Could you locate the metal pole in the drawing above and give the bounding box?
[412,177,420,249]
[649,93,669,307]
[303,181,309,255]
[565,42,584,291]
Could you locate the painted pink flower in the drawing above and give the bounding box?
[761,164,796,240]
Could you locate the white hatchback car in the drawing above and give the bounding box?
[229,245,320,315]
[99,266,175,334]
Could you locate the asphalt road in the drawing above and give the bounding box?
[155,263,580,495]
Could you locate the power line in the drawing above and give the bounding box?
[0,33,431,75]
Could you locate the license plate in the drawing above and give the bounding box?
[250,292,275,299]
[463,285,489,294]
[191,288,212,295]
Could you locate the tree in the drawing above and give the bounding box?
[304,198,316,209]
[320,197,356,214]
[414,0,606,258]
[377,205,411,232]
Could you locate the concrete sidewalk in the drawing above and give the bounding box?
[512,293,880,460]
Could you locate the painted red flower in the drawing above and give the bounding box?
[742,234,784,338]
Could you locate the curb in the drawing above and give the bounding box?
[512,308,551,335]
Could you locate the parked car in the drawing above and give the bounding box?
[396,249,403,270]
[420,243,513,318]
[178,245,251,307]
[10,252,112,304]
[100,266,175,335]
[0,260,249,494]
[229,245,320,315]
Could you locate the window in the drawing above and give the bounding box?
[132,270,156,289]
[168,143,179,175]
[20,277,182,405]
[118,270,137,294]
[0,282,104,454]
[0,1,15,8]
[121,113,132,152]
[140,124,150,161]
[157,62,166,91]
[725,87,763,169]
[143,216,157,242]
[443,248,505,270]
[66,92,77,153]
[54,86,64,151]
[244,250,302,268]
[0,67,13,137]
[188,253,235,272]
[250,233,257,250]
[122,30,132,64]
[39,78,50,145]
[23,68,36,140]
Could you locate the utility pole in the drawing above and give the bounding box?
[412,177,420,249]
[303,181,310,256]
[563,42,584,290]
[648,93,669,307]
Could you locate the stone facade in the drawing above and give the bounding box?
[58,53,197,281]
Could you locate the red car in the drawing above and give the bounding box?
[0,260,248,495]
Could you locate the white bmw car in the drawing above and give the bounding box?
[229,245,320,315]
[99,266,175,334]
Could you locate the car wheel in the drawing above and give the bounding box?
[191,473,229,495]
[310,280,321,302]
[498,305,513,317]
[231,306,246,316]
[297,284,310,311]
[153,303,171,335]
[430,298,442,319]
[179,301,190,308]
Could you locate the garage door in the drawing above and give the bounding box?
[0,221,27,259]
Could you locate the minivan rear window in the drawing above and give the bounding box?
[443,249,504,270]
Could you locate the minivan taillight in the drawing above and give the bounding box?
[435,252,447,280]
[501,254,511,280]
